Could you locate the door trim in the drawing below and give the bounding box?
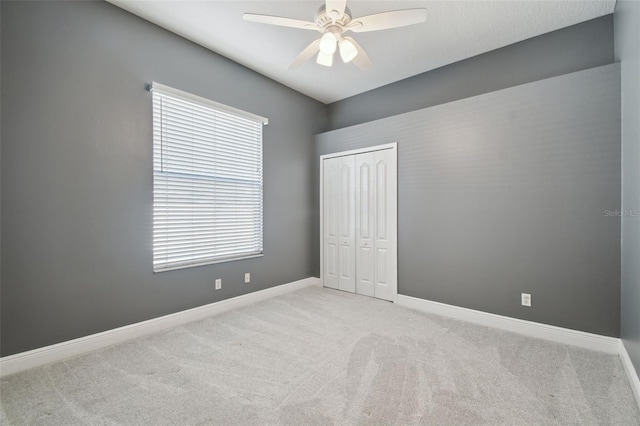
[320,142,398,303]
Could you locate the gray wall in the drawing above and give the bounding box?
[311,16,616,278]
[615,2,640,373]
[0,2,2,314]
[316,64,621,336]
[326,16,614,131]
[0,1,626,357]
[0,1,325,356]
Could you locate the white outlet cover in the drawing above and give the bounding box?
[244,273,250,283]
[215,279,222,290]
[521,293,531,307]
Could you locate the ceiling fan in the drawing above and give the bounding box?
[243,0,427,70]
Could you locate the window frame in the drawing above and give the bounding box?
[150,82,268,273]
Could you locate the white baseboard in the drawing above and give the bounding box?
[0,277,322,377]
[4,279,636,409]
[619,340,640,410]
[396,294,620,354]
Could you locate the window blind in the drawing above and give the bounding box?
[152,83,266,272]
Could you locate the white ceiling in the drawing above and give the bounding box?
[108,0,615,104]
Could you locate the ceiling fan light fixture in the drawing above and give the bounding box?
[316,51,334,67]
[319,32,337,54]
[339,38,358,63]
[245,0,427,71]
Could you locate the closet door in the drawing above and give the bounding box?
[323,157,340,290]
[323,155,356,293]
[355,149,397,301]
[355,152,375,297]
[372,149,397,301]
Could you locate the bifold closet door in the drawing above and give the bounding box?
[323,155,356,293]
[355,149,397,301]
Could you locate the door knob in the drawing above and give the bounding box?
[363,242,368,246]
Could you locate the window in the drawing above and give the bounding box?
[151,82,267,272]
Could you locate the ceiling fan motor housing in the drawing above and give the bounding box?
[315,5,352,30]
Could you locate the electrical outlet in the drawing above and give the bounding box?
[521,293,531,307]
[244,273,251,283]
[215,279,222,290]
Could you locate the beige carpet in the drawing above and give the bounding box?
[1,286,639,425]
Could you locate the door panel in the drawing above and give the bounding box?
[376,160,387,240]
[323,158,339,289]
[376,248,388,284]
[338,157,356,293]
[372,149,397,301]
[355,153,375,297]
[327,244,337,276]
[360,163,370,240]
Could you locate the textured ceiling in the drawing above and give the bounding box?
[107,0,615,104]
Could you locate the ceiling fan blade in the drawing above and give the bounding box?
[349,9,427,33]
[326,0,347,21]
[243,13,319,31]
[343,37,373,71]
[288,39,321,70]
